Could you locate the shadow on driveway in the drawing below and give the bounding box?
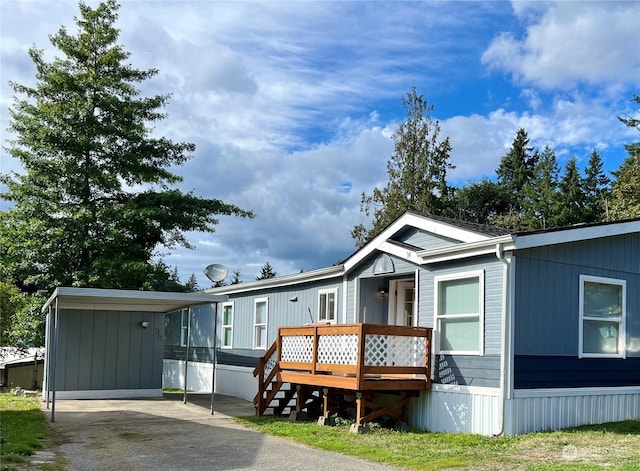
[44,393,404,471]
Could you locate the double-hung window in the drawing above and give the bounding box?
[318,289,337,323]
[221,302,234,349]
[253,297,268,349]
[579,275,626,358]
[434,270,484,355]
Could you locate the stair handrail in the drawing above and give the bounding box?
[253,339,279,415]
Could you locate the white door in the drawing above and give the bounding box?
[390,280,415,326]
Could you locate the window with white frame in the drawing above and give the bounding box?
[221,302,234,349]
[318,289,337,323]
[253,298,268,349]
[434,270,484,355]
[579,275,626,358]
[180,309,189,347]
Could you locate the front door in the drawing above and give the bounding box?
[390,280,415,326]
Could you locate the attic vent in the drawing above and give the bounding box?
[373,254,395,275]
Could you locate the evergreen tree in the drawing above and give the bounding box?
[583,149,611,223]
[352,87,454,247]
[184,274,199,292]
[611,94,640,219]
[522,145,560,230]
[494,128,539,229]
[256,262,276,280]
[0,1,252,293]
[450,180,510,225]
[556,157,586,226]
[229,269,242,285]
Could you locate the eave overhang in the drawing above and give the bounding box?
[418,235,515,264]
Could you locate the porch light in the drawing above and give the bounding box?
[140,321,150,328]
[377,288,388,299]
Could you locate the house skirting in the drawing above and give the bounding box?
[506,386,640,435]
[163,360,257,402]
[45,388,163,400]
[408,384,502,435]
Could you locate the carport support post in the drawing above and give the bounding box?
[183,307,191,405]
[210,302,218,415]
[51,297,59,422]
[45,305,52,408]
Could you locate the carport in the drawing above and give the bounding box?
[42,287,225,421]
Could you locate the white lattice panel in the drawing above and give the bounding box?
[280,335,313,363]
[317,334,358,365]
[264,350,278,378]
[364,335,426,367]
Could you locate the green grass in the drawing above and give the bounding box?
[0,393,47,469]
[235,416,640,470]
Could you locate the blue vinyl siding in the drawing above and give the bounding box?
[56,309,164,392]
[514,355,640,388]
[514,233,640,358]
[222,278,342,355]
[434,354,500,388]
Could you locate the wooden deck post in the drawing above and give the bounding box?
[355,392,363,426]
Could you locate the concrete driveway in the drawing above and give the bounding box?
[44,393,405,471]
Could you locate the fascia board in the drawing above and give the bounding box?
[205,265,344,295]
[377,241,421,265]
[343,213,489,272]
[419,236,514,264]
[514,220,640,250]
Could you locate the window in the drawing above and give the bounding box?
[180,309,189,347]
[434,270,484,355]
[253,298,268,349]
[318,289,337,323]
[579,275,626,358]
[221,302,234,349]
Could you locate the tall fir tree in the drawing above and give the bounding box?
[556,157,586,226]
[352,87,453,247]
[494,128,539,229]
[522,145,560,230]
[610,94,640,219]
[583,149,611,223]
[0,1,252,293]
[450,180,510,225]
[256,262,276,280]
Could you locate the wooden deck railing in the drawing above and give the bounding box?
[279,323,432,386]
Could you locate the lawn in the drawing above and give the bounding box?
[0,392,63,471]
[236,416,640,470]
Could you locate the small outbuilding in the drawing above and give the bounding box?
[41,287,223,410]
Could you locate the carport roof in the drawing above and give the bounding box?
[41,287,225,313]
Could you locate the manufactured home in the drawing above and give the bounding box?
[167,212,639,435]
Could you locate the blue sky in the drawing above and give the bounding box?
[1,1,638,288]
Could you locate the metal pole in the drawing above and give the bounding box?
[45,305,51,408]
[51,297,59,422]
[210,303,218,415]
[183,308,191,404]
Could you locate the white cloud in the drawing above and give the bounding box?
[482,1,640,89]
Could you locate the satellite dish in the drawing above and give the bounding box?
[203,264,228,283]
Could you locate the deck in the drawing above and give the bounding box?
[254,323,432,428]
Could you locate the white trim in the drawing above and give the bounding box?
[342,275,348,324]
[377,240,421,265]
[344,212,490,272]
[514,219,640,250]
[206,265,343,295]
[318,288,338,323]
[419,236,514,264]
[221,301,234,349]
[430,383,501,397]
[578,274,626,359]
[434,270,485,356]
[53,389,163,400]
[253,297,269,350]
[41,286,224,313]
[513,386,640,398]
